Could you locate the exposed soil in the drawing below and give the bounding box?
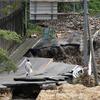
[39,15,100,35]
[26,44,83,65]
[37,83,100,100]
[0,88,12,100]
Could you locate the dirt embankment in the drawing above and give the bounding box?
[37,83,100,100]
[0,88,12,100]
[40,15,100,34]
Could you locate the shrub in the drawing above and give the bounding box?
[27,23,43,37]
[0,29,22,43]
[0,1,20,16]
[0,48,17,73]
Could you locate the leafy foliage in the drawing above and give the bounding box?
[0,5,11,16]
[11,0,20,10]
[89,0,100,15]
[0,48,8,62]
[58,2,82,12]
[0,30,22,43]
[0,1,20,16]
[27,23,43,37]
[0,48,17,73]
[58,0,100,15]
[89,0,100,11]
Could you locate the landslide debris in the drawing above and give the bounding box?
[37,83,100,100]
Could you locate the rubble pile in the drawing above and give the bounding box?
[40,15,100,35]
[0,88,12,100]
[55,46,82,65]
[37,83,100,100]
[39,14,100,75]
[73,74,95,87]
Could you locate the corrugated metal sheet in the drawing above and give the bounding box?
[30,2,57,20]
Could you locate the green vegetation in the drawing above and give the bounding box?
[58,0,100,15]
[0,1,20,16]
[0,30,22,43]
[0,5,11,16]
[11,0,20,10]
[27,23,43,37]
[58,2,82,12]
[89,0,100,15]
[0,48,17,73]
[0,30,21,73]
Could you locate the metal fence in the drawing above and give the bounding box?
[0,7,25,36]
[0,6,26,54]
